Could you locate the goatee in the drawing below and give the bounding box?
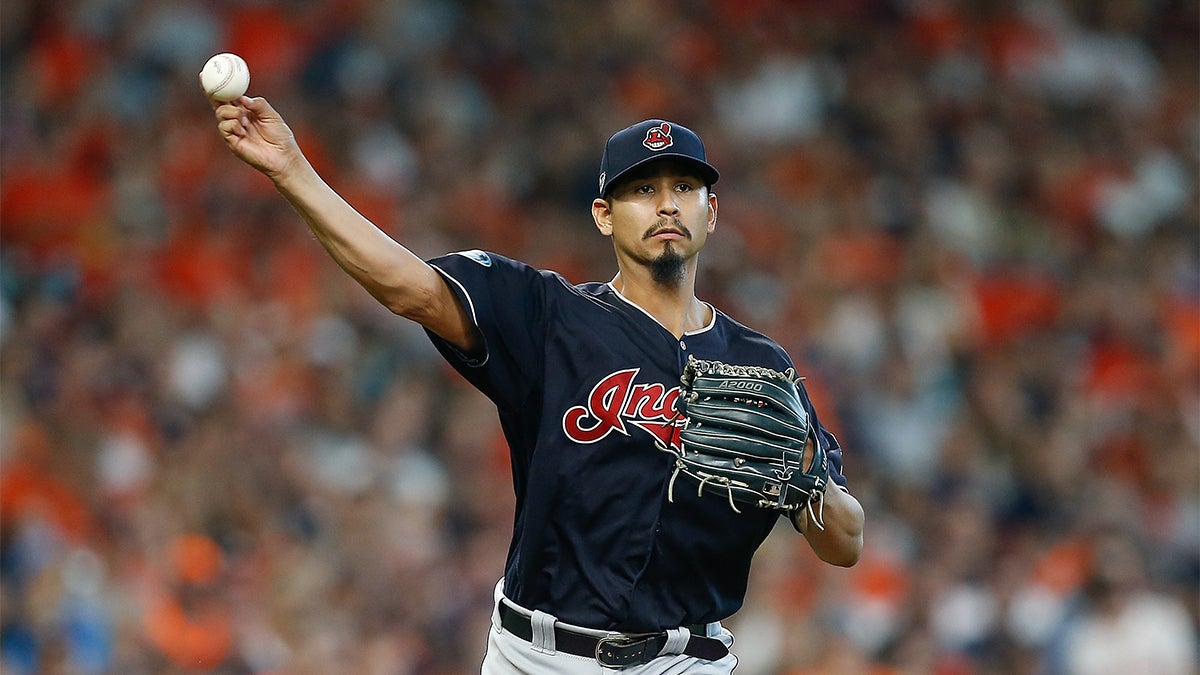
[650,246,686,286]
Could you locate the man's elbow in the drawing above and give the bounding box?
[819,535,864,567]
[814,490,865,567]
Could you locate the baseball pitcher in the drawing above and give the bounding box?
[210,95,865,673]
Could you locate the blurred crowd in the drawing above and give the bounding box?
[1,0,1197,673]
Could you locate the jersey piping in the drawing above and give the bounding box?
[605,282,716,337]
[429,262,490,368]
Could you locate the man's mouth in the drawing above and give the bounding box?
[645,220,691,240]
[649,230,687,240]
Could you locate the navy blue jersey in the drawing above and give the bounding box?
[424,251,846,632]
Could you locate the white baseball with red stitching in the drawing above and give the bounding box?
[199,53,250,102]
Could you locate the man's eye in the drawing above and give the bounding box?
[676,183,693,192]
[636,185,653,194]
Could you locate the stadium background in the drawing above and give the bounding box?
[1,0,1197,673]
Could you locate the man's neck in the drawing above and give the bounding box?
[610,269,710,339]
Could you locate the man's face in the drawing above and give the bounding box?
[592,161,717,285]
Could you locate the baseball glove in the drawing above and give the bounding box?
[662,356,831,528]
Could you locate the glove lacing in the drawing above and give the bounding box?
[684,358,805,385]
[661,445,827,528]
[662,357,827,528]
[804,489,826,531]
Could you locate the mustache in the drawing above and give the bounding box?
[643,218,691,240]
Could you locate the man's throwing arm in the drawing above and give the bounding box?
[210,96,479,353]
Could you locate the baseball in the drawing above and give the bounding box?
[200,53,250,102]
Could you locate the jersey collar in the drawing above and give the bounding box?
[606,282,717,337]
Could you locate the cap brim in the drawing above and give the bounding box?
[602,154,720,196]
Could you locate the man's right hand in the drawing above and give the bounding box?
[211,96,304,182]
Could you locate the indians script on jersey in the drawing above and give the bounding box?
[562,368,684,451]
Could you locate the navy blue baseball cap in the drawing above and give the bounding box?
[598,119,720,197]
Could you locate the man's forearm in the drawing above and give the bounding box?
[271,159,440,317]
[797,485,864,567]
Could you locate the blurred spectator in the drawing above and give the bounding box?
[1045,528,1198,675]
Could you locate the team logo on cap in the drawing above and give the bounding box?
[643,123,674,151]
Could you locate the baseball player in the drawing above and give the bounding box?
[210,96,865,673]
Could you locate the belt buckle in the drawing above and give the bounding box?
[595,634,654,668]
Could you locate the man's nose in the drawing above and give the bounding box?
[656,192,680,215]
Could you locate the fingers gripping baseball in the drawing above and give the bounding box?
[211,97,300,179]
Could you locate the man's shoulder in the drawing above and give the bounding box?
[710,307,792,366]
[430,250,607,300]
[431,249,526,272]
[710,306,780,343]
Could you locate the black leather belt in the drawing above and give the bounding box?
[498,602,729,668]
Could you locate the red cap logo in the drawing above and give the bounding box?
[643,123,673,151]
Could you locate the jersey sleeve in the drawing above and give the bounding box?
[775,347,845,489]
[797,379,846,489]
[790,371,848,535]
[423,250,547,411]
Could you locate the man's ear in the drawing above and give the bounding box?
[706,191,718,233]
[592,198,614,236]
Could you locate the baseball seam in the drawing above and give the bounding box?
[207,56,236,97]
